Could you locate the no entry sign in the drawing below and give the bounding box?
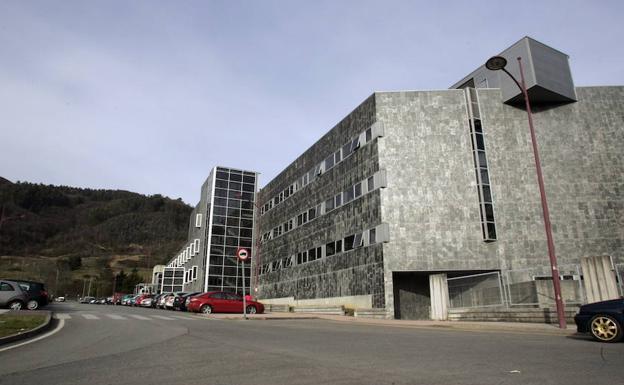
[236,247,249,261]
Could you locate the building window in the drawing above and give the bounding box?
[466,88,497,242]
[344,187,354,203]
[369,228,376,244]
[335,193,342,207]
[344,235,355,251]
[325,197,334,212]
[325,154,334,170]
[192,266,198,280]
[326,241,335,256]
[354,182,362,198]
[195,214,202,228]
[353,233,363,249]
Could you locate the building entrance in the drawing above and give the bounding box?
[392,272,431,319]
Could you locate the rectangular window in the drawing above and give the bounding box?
[325,198,334,211]
[353,233,363,249]
[326,241,335,256]
[344,235,355,251]
[367,176,374,192]
[314,163,325,176]
[354,182,362,198]
[344,186,354,203]
[342,142,352,158]
[334,149,342,164]
[195,214,202,228]
[192,266,198,280]
[308,207,316,221]
[336,239,342,253]
[325,154,335,170]
[297,213,304,226]
[350,137,361,152]
[335,193,342,207]
[369,228,376,244]
[308,248,316,261]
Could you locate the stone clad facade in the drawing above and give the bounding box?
[163,37,623,319]
[253,37,624,319]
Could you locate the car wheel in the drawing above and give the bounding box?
[9,301,23,311]
[590,315,623,343]
[200,304,212,314]
[246,305,257,314]
[27,300,39,310]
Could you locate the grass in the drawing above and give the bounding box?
[0,314,47,338]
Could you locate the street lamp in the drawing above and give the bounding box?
[485,55,567,329]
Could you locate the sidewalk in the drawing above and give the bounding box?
[196,312,578,336]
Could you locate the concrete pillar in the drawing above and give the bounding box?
[429,273,449,320]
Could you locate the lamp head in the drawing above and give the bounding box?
[485,56,507,71]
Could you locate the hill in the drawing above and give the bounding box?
[0,180,193,297]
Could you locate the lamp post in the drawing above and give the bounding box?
[485,55,567,329]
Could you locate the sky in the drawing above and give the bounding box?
[1,1,623,205]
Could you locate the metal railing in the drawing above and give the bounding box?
[448,272,504,309]
[504,265,584,307]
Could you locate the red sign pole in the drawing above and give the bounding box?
[237,248,249,320]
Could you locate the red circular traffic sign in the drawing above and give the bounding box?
[236,247,249,261]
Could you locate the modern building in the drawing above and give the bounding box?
[163,166,258,295]
[253,37,624,319]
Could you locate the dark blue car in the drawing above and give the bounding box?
[574,298,624,343]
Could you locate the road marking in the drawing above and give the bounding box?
[106,314,127,320]
[150,315,175,320]
[0,319,65,353]
[54,313,72,320]
[81,314,100,320]
[168,315,196,320]
[128,314,151,320]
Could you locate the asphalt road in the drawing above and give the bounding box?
[0,302,622,385]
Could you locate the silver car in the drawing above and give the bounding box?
[0,280,29,310]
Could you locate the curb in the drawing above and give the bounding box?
[198,312,577,336]
[0,310,53,346]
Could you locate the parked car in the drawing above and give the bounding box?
[134,294,152,307]
[121,294,135,305]
[80,296,96,304]
[158,293,173,309]
[164,292,185,310]
[112,293,127,305]
[187,291,264,314]
[174,292,201,311]
[151,294,166,308]
[138,295,154,307]
[13,280,48,310]
[0,279,30,310]
[575,298,624,343]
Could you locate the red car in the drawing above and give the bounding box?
[134,294,153,306]
[187,291,264,314]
